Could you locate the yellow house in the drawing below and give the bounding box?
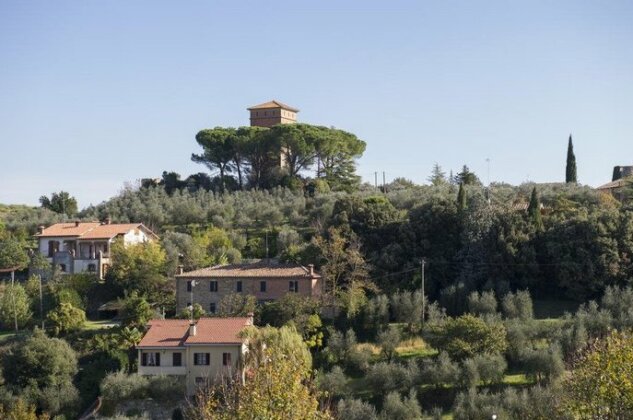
[136,316,252,395]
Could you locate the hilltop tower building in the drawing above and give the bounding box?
[247,100,299,128]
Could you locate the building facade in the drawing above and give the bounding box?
[35,220,158,279]
[175,260,322,314]
[136,317,251,395]
[247,100,299,128]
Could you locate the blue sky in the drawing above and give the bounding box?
[1,1,632,207]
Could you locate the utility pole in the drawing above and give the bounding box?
[11,270,18,332]
[382,171,386,193]
[374,172,378,191]
[420,259,426,326]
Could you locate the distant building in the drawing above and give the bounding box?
[247,100,299,128]
[35,220,158,279]
[597,165,633,202]
[175,260,322,314]
[612,166,633,182]
[136,316,252,395]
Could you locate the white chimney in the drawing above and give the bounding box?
[189,322,196,336]
[308,264,315,276]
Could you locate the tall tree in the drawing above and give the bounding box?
[231,127,257,189]
[2,329,79,416]
[0,237,29,269]
[192,127,236,192]
[428,163,448,186]
[317,128,366,192]
[456,165,480,186]
[0,282,32,330]
[527,186,544,231]
[39,191,77,217]
[457,183,467,211]
[190,325,328,420]
[270,124,318,178]
[566,134,577,184]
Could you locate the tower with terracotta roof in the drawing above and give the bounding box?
[247,100,299,128]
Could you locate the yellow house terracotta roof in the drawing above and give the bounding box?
[35,222,102,237]
[35,222,158,240]
[185,317,252,345]
[177,261,320,279]
[247,100,299,112]
[79,223,156,240]
[137,317,252,347]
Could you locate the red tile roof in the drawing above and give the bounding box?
[137,317,252,348]
[137,319,190,347]
[35,222,158,240]
[247,100,299,112]
[185,317,252,345]
[35,222,102,237]
[177,261,320,279]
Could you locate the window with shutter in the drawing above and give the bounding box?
[173,352,182,366]
[223,352,232,366]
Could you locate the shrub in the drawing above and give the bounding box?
[390,291,424,333]
[317,366,349,398]
[377,325,401,360]
[520,345,564,384]
[380,390,422,420]
[336,398,378,420]
[426,314,507,360]
[420,351,459,388]
[366,362,407,394]
[467,290,497,316]
[100,372,149,415]
[147,375,186,401]
[501,290,533,320]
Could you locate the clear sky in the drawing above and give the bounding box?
[1,1,632,207]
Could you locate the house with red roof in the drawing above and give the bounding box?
[34,219,158,279]
[136,316,253,395]
[175,260,322,314]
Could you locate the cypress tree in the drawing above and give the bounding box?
[566,135,577,184]
[528,186,543,231]
[457,183,467,211]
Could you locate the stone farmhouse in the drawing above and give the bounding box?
[35,220,158,279]
[136,316,252,395]
[175,260,322,314]
[597,165,633,202]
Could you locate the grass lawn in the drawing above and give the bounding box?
[0,330,18,343]
[82,319,119,330]
[396,337,438,360]
[502,373,533,386]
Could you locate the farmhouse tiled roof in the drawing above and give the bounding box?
[184,317,252,345]
[247,100,299,112]
[177,260,320,279]
[597,179,626,190]
[35,222,158,240]
[137,317,251,348]
[137,319,190,347]
[35,222,102,237]
[80,223,154,240]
